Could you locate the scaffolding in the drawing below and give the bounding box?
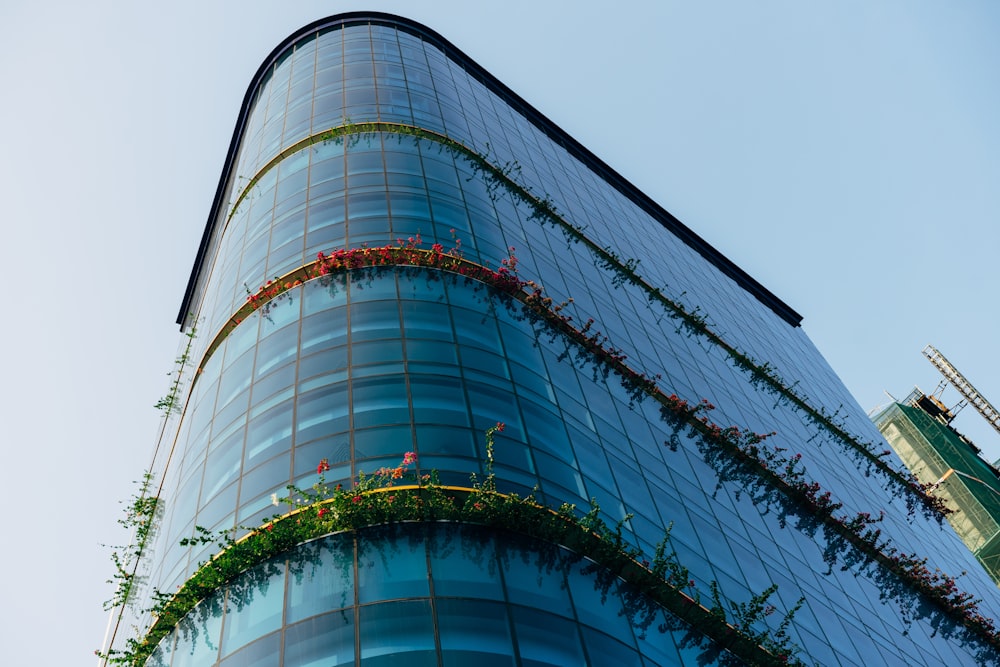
[874,399,1000,584]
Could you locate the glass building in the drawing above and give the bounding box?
[103,12,1000,666]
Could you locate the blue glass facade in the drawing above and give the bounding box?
[111,12,1000,666]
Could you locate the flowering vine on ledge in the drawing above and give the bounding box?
[99,443,805,667]
[188,237,996,652]
[220,120,940,522]
[513,275,996,654]
[99,125,997,665]
[198,234,515,364]
[215,236,988,648]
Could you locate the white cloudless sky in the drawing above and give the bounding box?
[0,1,997,663]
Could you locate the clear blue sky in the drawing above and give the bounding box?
[0,1,997,663]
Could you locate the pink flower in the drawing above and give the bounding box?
[402,451,417,465]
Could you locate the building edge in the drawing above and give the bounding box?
[175,11,803,330]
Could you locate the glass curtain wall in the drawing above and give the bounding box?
[107,13,1000,667]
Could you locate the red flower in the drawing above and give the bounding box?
[496,422,506,432]
[317,459,331,474]
[317,508,328,518]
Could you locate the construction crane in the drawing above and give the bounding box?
[923,345,1000,439]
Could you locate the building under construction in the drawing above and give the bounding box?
[873,345,1000,584]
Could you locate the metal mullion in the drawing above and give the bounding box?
[276,543,291,665]
[492,531,524,667]
[425,526,444,667]
[341,27,353,251]
[287,38,316,499]
[368,22,381,124]
[353,533,361,667]
[346,276,356,483]
[397,270,422,479]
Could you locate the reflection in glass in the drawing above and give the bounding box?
[151,523,742,665]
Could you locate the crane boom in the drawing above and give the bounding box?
[923,345,1000,438]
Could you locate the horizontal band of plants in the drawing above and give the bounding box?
[115,484,804,666]
[194,247,994,652]
[505,267,994,650]
[223,121,943,521]
[203,239,948,527]
[194,239,519,371]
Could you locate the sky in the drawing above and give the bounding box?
[0,1,997,664]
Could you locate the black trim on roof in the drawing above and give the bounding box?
[177,11,802,328]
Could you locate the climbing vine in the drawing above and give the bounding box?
[218,121,946,522]
[106,123,1000,664]
[103,471,159,612]
[153,326,197,415]
[211,247,994,656]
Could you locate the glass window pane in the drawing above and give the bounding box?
[429,526,503,600]
[357,527,430,603]
[437,598,514,667]
[168,593,225,667]
[287,540,356,624]
[284,612,355,667]
[512,608,586,667]
[220,560,286,655]
[583,631,642,667]
[359,600,436,667]
[218,632,280,667]
[500,543,572,618]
